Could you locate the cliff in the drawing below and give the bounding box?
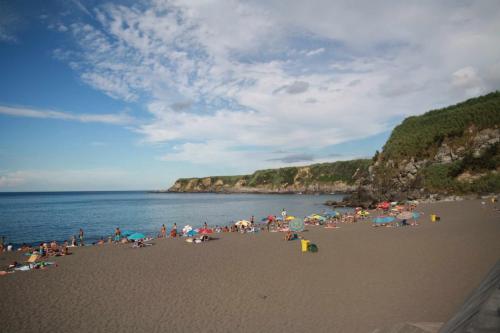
[168,159,371,193]
[360,91,500,202]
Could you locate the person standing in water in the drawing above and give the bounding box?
[79,228,84,246]
[114,227,122,242]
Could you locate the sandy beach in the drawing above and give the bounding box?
[1,198,499,332]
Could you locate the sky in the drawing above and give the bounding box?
[1,0,499,191]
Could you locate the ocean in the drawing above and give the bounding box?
[0,191,346,245]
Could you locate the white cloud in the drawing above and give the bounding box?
[452,66,485,96]
[0,169,135,191]
[305,48,325,56]
[51,0,500,167]
[0,105,135,125]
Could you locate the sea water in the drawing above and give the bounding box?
[0,191,346,245]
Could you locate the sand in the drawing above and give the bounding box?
[0,199,499,332]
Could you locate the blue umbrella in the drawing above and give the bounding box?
[373,216,396,224]
[121,230,135,237]
[128,233,146,241]
[186,230,197,237]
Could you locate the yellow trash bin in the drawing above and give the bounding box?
[301,239,310,252]
[431,214,436,222]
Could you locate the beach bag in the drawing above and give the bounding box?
[308,244,318,253]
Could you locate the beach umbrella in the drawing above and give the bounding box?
[199,228,213,234]
[324,211,339,218]
[188,230,197,236]
[121,230,135,237]
[235,220,250,227]
[289,219,305,232]
[285,216,295,221]
[372,216,395,224]
[396,211,413,220]
[182,225,193,234]
[128,233,146,241]
[377,202,390,210]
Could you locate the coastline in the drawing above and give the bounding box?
[1,198,499,332]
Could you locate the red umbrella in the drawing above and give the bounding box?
[378,202,390,209]
[199,228,213,234]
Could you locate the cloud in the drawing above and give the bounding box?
[273,81,310,94]
[0,172,25,188]
[452,66,485,96]
[49,0,500,169]
[305,48,325,56]
[0,105,135,125]
[170,100,193,111]
[0,169,134,191]
[267,153,315,163]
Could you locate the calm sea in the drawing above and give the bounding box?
[0,191,346,245]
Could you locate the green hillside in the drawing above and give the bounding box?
[373,91,500,196]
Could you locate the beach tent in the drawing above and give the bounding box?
[372,216,395,224]
[289,219,305,232]
[182,225,193,234]
[235,220,250,227]
[128,233,146,241]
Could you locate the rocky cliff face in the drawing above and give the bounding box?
[168,160,370,193]
[367,127,499,201]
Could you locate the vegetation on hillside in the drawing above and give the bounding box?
[381,91,500,160]
[174,159,371,189]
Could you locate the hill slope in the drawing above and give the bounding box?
[367,91,500,200]
[168,159,371,193]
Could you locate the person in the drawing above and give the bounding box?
[281,209,287,221]
[0,236,4,253]
[170,223,177,238]
[114,227,121,242]
[250,215,255,225]
[79,228,84,246]
[161,224,166,238]
[203,222,208,230]
[71,235,77,247]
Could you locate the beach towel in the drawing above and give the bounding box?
[26,254,39,263]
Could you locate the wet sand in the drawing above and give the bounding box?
[1,199,499,332]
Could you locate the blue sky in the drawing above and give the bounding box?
[1,0,499,191]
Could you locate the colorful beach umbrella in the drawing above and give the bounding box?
[285,216,296,221]
[182,225,193,234]
[128,233,146,241]
[121,230,135,237]
[289,219,305,232]
[235,220,250,227]
[373,216,395,224]
[198,228,213,234]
